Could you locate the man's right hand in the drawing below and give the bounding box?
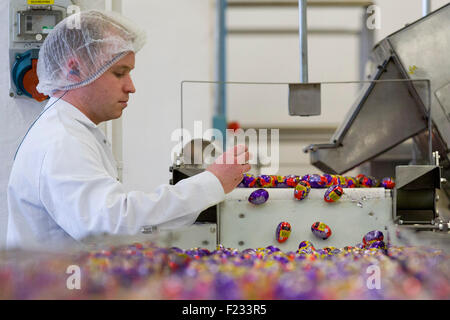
[206,145,251,194]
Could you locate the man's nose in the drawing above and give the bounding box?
[124,74,136,94]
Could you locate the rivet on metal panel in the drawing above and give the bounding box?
[238,241,245,246]
[368,212,374,216]
[238,213,245,219]
[210,227,216,233]
[202,240,209,246]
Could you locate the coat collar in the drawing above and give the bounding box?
[45,97,98,129]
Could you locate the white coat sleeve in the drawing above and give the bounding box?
[39,137,225,241]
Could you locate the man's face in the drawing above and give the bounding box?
[80,52,136,124]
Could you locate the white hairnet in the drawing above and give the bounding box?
[36,10,146,96]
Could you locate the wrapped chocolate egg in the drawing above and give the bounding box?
[336,175,347,187]
[357,174,370,187]
[275,175,288,188]
[266,245,281,252]
[311,222,332,240]
[294,180,311,200]
[322,247,336,254]
[315,249,329,259]
[324,185,344,203]
[367,241,387,250]
[301,174,310,182]
[368,176,380,187]
[298,240,316,252]
[323,174,336,188]
[275,222,291,243]
[381,177,395,189]
[285,175,300,188]
[258,175,276,188]
[363,230,384,247]
[241,173,257,188]
[357,174,378,188]
[345,176,358,188]
[308,174,327,188]
[248,189,269,205]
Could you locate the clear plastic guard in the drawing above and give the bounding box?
[178,79,432,173]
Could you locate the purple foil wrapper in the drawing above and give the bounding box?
[248,189,269,205]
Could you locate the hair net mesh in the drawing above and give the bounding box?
[36,10,146,96]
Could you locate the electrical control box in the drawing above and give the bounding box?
[9,0,75,101]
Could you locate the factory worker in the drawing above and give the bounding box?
[6,10,251,251]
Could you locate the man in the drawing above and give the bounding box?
[7,10,250,250]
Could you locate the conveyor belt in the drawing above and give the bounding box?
[218,188,395,250]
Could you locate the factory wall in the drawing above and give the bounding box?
[0,0,42,249]
[120,0,215,192]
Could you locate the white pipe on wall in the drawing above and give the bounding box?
[422,0,431,16]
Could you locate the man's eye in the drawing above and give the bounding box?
[114,72,125,78]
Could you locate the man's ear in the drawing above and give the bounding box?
[66,58,81,81]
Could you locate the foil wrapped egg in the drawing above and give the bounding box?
[335,175,348,187]
[345,176,358,188]
[241,173,257,188]
[308,174,327,188]
[357,174,379,188]
[324,185,344,203]
[298,240,316,252]
[367,240,387,250]
[363,230,384,247]
[248,189,269,205]
[285,175,300,188]
[275,222,292,243]
[381,177,395,189]
[294,180,311,200]
[275,175,288,188]
[369,176,380,187]
[258,175,276,188]
[323,246,336,253]
[311,222,332,240]
[323,174,336,188]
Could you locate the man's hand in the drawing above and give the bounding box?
[206,145,251,194]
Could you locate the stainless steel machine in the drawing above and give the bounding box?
[163,3,450,252]
[304,3,450,229]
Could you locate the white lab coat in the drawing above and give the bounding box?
[6,98,225,251]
